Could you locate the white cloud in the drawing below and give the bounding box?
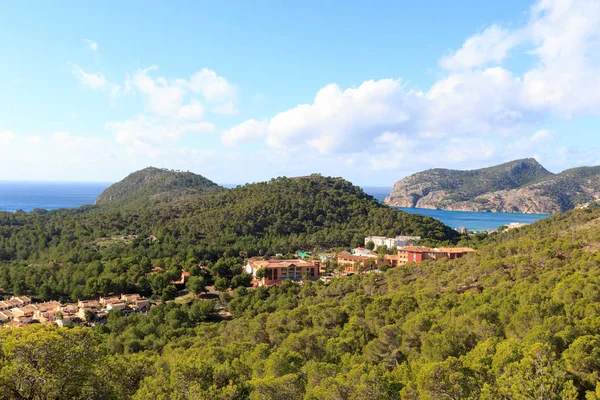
[440,25,522,70]
[125,67,237,119]
[189,68,238,111]
[105,115,185,150]
[181,122,217,134]
[71,65,106,90]
[531,129,555,143]
[222,119,267,146]
[0,131,16,145]
[129,67,187,117]
[177,100,205,120]
[84,39,98,52]
[221,0,600,178]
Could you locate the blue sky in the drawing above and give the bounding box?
[1,0,599,185]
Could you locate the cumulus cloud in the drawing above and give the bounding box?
[128,67,187,116]
[105,115,186,150]
[71,65,106,90]
[181,122,217,134]
[440,25,522,70]
[531,129,555,143]
[222,119,267,146]
[189,68,238,113]
[125,66,237,119]
[221,0,600,176]
[177,100,205,120]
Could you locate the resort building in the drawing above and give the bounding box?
[245,258,321,286]
[398,246,476,264]
[364,235,421,250]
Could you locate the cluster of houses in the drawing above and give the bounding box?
[245,235,475,287]
[0,294,149,328]
[337,245,475,273]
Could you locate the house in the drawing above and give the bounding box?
[436,247,476,259]
[0,296,32,310]
[170,271,191,286]
[351,247,376,256]
[149,266,164,275]
[121,293,141,302]
[245,258,321,286]
[0,310,14,324]
[10,306,35,323]
[364,235,421,250]
[78,299,100,309]
[31,301,62,323]
[337,251,400,273]
[99,296,121,306]
[398,246,475,264]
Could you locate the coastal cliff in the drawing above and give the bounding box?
[385,159,600,213]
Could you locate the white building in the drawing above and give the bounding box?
[351,247,376,256]
[364,235,421,250]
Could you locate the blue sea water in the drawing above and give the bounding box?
[0,182,551,231]
[360,186,550,231]
[0,181,111,212]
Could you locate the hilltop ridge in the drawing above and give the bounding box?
[94,167,223,207]
[385,158,600,213]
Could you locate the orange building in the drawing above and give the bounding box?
[245,258,321,286]
[336,251,400,273]
[399,246,475,264]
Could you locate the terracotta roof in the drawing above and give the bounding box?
[249,259,316,269]
[399,246,435,253]
[437,247,476,253]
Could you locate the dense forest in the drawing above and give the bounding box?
[0,172,456,302]
[3,203,600,398]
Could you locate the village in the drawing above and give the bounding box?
[0,235,474,328]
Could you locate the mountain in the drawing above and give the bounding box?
[1,173,458,265]
[385,158,600,213]
[94,167,223,207]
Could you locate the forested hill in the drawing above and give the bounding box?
[385,158,600,213]
[3,196,600,398]
[0,173,457,300]
[94,167,223,207]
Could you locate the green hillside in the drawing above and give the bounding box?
[0,173,456,301]
[404,158,551,202]
[3,202,600,398]
[386,158,600,213]
[94,167,223,207]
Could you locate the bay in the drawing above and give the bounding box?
[360,186,550,231]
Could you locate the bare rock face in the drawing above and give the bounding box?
[385,159,600,214]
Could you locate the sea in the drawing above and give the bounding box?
[0,182,550,231]
[0,181,111,213]
[362,186,550,231]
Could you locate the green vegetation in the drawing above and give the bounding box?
[94,166,223,208]
[405,158,551,203]
[386,158,600,212]
[3,207,600,398]
[0,172,455,302]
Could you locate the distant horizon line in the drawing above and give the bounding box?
[0,179,395,188]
